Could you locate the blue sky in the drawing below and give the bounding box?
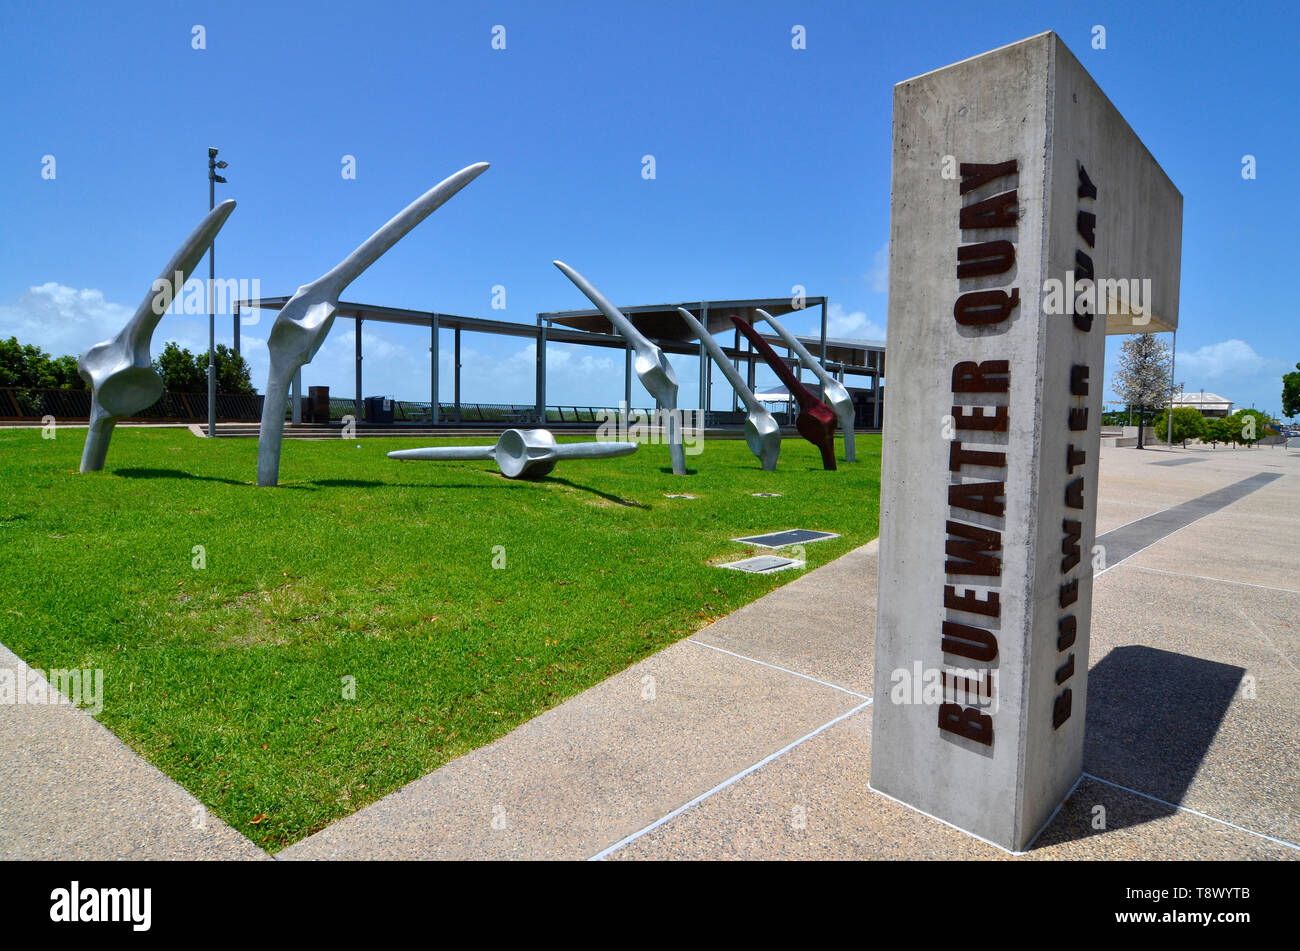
[2,0,1297,416]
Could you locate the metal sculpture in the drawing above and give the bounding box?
[388,428,637,480]
[256,162,490,486]
[77,200,237,473]
[553,261,687,475]
[730,315,838,471]
[674,307,779,471]
[756,309,856,463]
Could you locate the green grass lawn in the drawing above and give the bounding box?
[0,426,879,850]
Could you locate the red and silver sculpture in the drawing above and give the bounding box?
[77,199,237,472]
[731,314,838,471]
[256,162,490,486]
[675,307,780,471]
[756,309,856,463]
[553,261,687,475]
[388,428,637,480]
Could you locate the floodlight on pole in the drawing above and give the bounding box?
[206,147,227,436]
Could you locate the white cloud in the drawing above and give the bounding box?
[0,283,133,358]
[826,302,886,342]
[1175,339,1285,383]
[865,242,889,294]
[0,284,666,407]
[0,282,269,386]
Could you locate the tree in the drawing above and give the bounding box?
[0,336,26,387]
[1228,408,1272,448]
[213,344,256,395]
[1111,333,1172,449]
[1153,406,1206,448]
[1283,363,1300,420]
[1203,417,1233,448]
[50,354,86,389]
[151,341,256,395]
[0,336,85,390]
[152,342,206,392]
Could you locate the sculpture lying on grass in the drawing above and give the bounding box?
[675,307,780,471]
[757,309,856,463]
[256,162,490,487]
[77,200,236,472]
[388,428,637,480]
[553,261,687,476]
[731,315,838,471]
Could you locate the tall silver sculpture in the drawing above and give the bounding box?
[77,199,237,473]
[388,428,637,480]
[757,309,857,463]
[553,261,687,475]
[674,307,780,471]
[256,162,490,486]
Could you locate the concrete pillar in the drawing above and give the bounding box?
[732,327,740,413]
[819,299,829,402]
[233,303,241,357]
[431,315,440,424]
[535,321,547,423]
[870,32,1182,852]
[354,317,362,421]
[453,325,461,424]
[624,341,632,418]
[787,345,796,425]
[705,348,712,414]
[697,341,707,415]
[700,304,710,418]
[872,355,881,430]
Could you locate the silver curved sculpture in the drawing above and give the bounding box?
[256,162,490,486]
[553,261,687,476]
[675,307,779,471]
[388,428,637,480]
[757,309,856,463]
[77,199,237,473]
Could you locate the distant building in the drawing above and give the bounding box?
[1173,391,1234,418]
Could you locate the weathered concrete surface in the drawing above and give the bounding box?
[872,32,1183,850]
[610,446,1297,859]
[609,712,1295,861]
[0,642,267,860]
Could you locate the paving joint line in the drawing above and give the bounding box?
[865,782,1036,856]
[1123,564,1300,596]
[588,699,873,860]
[1080,772,1300,851]
[687,638,870,699]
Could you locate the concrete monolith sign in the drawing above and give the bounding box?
[871,32,1181,851]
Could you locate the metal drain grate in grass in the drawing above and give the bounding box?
[751,492,783,498]
[718,554,803,574]
[664,493,697,499]
[731,528,840,548]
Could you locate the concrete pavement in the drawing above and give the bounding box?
[3,442,1296,859]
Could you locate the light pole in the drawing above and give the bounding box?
[207,147,228,437]
[1167,330,1177,447]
